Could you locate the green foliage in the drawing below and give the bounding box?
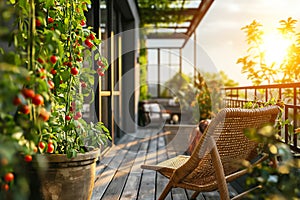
[243,124,300,199]
[192,72,225,121]
[139,33,150,100]
[237,17,300,85]
[138,0,187,26]
[162,70,235,122]
[0,0,110,197]
[241,100,299,199]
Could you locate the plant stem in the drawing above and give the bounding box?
[28,0,36,71]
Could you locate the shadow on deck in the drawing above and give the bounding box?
[92,128,246,200]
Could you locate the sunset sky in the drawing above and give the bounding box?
[196,0,300,85]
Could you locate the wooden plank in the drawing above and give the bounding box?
[101,170,128,200]
[120,151,146,200]
[156,172,172,200]
[156,136,172,200]
[202,191,221,199]
[138,130,158,200]
[100,131,144,200]
[138,171,156,200]
[186,190,205,200]
[121,131,148,200]
[91,145,128,200]
[120,174,142,200]
[172,188,188,200]
[92,128,244,200]
[228,184,238,198]
[101,148,137,200]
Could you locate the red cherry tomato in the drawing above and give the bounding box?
[48,80,55,90]
[50,55,58,64]
[97,68,105,76]
[20,105,30,114]
[38,108,50,121]
[39,141,46,149]
[36,19,42,27]
[48,17,54,23]
[65,115,72,121]
[97,60,105,68]
[4,172,14,182]
[22,88,35,99]
[81,82,87,88]
[71,67,79,75]
[84,39,93,48]
[13,96,22,106]
[2,183,9,191]
[24,155,32,162]
[88,33,95,40]
[32,94,44,106]
[47,143,54,153]
[37,58,44,64]
[50,68,57,75]
[76,112,82,118]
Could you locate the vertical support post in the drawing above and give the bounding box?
[179,48,182,74]
[94,0,101,122]
[110,31,115,144]
[118,35,122,135]
[169,49,171,80]
[158,48,161,97]
[107,0,114,144]
[293,86,297,147]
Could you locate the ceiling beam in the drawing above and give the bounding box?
[182,0,214,47]
[146,32,188,39]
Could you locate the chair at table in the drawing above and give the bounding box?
[141,106,279,200]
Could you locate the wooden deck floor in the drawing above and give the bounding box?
[91,128,244,200]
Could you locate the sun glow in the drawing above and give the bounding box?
[261,32,293,65]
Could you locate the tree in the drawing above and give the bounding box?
[237,17,300,85]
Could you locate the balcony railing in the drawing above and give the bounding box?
[222,82,300,153]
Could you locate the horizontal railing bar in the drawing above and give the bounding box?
[224,82,300,90]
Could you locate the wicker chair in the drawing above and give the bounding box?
[141,106,280,200]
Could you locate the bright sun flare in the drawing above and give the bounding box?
[261,32,293,65]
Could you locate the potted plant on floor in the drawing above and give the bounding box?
[0,0,110,199]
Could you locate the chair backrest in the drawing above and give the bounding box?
[176,106,280,184]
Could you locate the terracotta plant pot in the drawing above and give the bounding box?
[29,150,99,200]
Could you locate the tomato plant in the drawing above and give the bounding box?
[0,0,110,198]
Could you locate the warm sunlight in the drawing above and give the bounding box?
[261,32,293,66]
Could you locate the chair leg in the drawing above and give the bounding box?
[158,182,173,200]
[191,191,200,199]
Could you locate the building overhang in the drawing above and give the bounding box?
[137,0,214,48]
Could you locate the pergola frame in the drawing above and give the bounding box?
[138,0,214,97]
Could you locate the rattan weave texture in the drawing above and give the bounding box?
[141,106,280,200]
